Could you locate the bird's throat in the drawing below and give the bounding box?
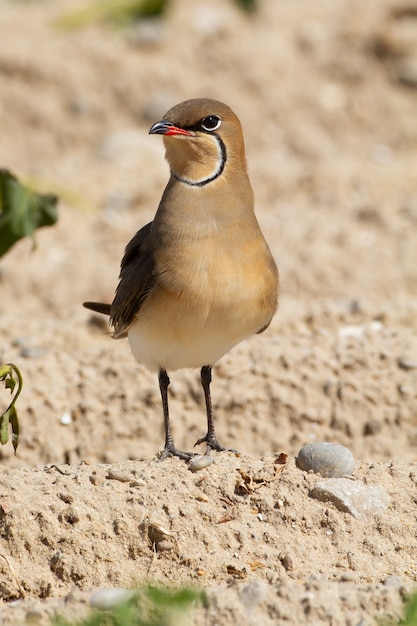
[164,135,226,187]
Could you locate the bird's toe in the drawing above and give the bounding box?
[158,444,195,463]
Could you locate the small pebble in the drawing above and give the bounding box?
[311,478,390,519]
[188,455,214,472]
[89,588,135,610]
[338,321,383,340]
[90,472,105,486]
[397,357,417,371]
[297,442,355,477]
[337,324,364,340]
[107,469,131,483]
[279,552,295,571]
[155,540,174,553]
[60,411,73,426]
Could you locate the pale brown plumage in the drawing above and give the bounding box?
[84,98,279,461]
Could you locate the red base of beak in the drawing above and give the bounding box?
[149,120,192,136]
[164,126,192,137]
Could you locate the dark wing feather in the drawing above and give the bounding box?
[110,221,156,337]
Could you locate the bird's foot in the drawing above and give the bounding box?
[158,443,195,462]
[194,434,238,456]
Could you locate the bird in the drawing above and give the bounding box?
[84,98,279,462]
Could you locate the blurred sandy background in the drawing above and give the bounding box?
[0,1,416,623]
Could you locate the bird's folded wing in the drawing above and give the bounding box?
[110,221,156,338]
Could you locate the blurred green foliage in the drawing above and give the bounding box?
[0,170,58,455]
[381,591,417,626]
[58,0,168,29]
[53,586,203,626]
[398,593,417,626]
[57,0,256,29]
[0,169,58,257]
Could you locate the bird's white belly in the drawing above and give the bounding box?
[128,323,240,372]
[127,289,261,372]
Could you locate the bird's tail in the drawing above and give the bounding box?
[83,302,111,316]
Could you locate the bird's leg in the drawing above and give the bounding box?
[194,366,237,454]
[158,368,194,462]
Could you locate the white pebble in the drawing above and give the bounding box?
[338,325,364,340]
[89,588,134,610]
[60,411,72,425]
[188,455,214,472]
[338,321,383,340]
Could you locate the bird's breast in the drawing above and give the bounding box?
[155,225,271,309]
[129,220,278,371]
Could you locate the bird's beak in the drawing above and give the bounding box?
[149,120,192,137]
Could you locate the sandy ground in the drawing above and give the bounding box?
[0,0,417,623]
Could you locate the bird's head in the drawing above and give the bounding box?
[149,98,247,188]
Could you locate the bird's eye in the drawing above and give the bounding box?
[200,115,222,132]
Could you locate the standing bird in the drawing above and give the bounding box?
[84,98,278,461]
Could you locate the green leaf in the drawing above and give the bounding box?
[9,406,20,454]
[0,408,10,445]
[57,0,167,30]
[0,364,12,379]
[0,364,22,453]
[5,376,16,392]
[0,169,58,258]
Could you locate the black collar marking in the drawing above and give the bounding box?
[172,135,227,187]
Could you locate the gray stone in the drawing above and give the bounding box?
[296,442,355,477]
[311,478,390,519]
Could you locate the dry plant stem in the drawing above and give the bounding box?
[0,551,25,598]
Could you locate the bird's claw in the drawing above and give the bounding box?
[194,434,238,456]
[158,443,196,462]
